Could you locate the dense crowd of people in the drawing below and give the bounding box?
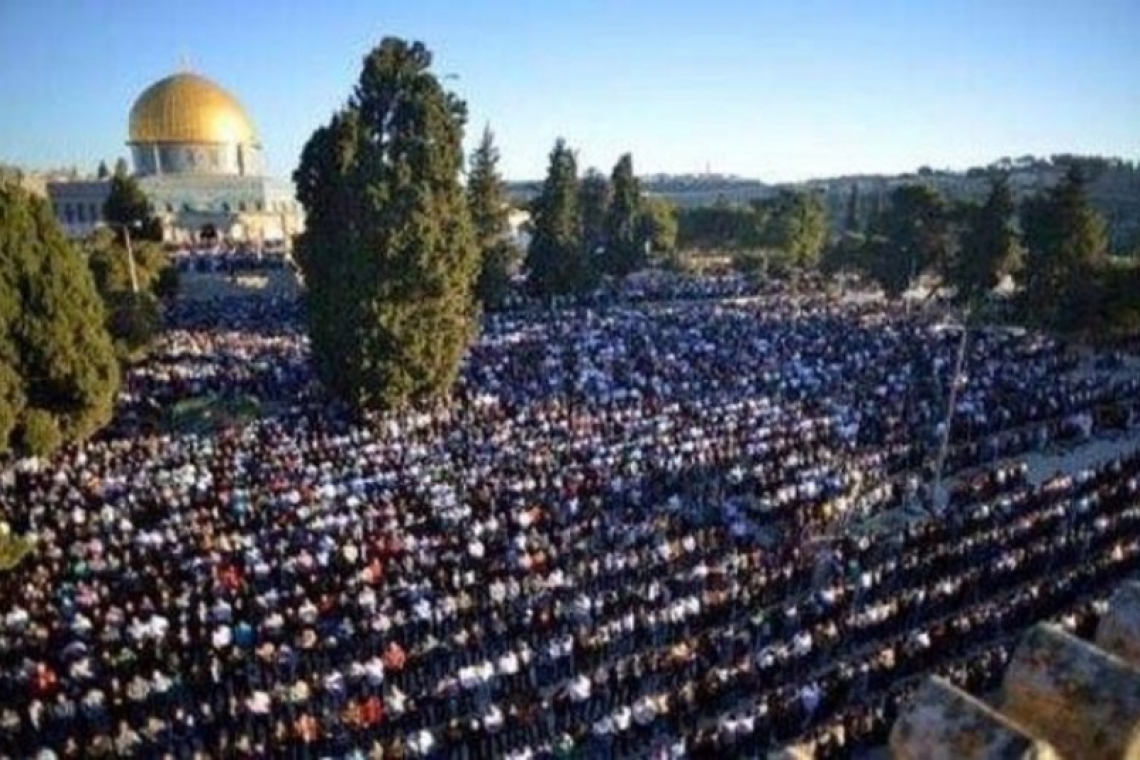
[0,274,1138,758]
[170,249,292,276]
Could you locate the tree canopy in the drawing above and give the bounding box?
[950,174,1020,305]
[676,202,755,251]
[578,169,611,260]
[466,126,519,309]
[638,195,678,254]
[603,153,644,276]
[862,184,951,297]
[82,228,175,359]
[526,139,591,296]
[676,190,827,271]
[0,182,119,455]
[1021,165,1109,330]
[764,189,828,269]
[294,37,479,412]
[102,165,163,242]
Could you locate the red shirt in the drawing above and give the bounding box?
[361,695,385,727]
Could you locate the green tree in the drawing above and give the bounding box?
[84,227,170,295]
[950,174,1020,305]
[294,38,479,412]
[153,265,181,300]
[638,195,678,255]
[97,160,110,180]
[1021,165,1109,329]
[740,199,775,251]
[766,189,828,268]
[0,182,119,455]
[860,228,907,297]
[843,184,860,234]
[466,125,519,308]
[83,228,171,360]
[676,203,753,250]
[863,184,950,297]
[104,291,162,358]
[475,241,520,309]
[579,169,611,258]
[102,166,163,242]
[603,153,643,276]
[820,231,866,278]
[526,139,589,296]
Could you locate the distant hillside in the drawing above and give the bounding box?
[510,155,1140,253]
[507,175,775,209]
[799,156,1140,254]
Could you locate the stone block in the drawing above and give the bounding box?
[1002,623,1140,759]
[767,746,815,759]
[1097,581,1140,669]
[890,676,1059,760]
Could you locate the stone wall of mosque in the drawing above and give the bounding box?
[46,179,111,238]
[155,209,303,244]
[139,175,300,218]
[131,142,263,178]
[47,173,302,243]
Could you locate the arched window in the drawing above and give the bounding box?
[64,204,74,223]
[77,204,87,223]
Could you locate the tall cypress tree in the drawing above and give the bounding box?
[579,169,611,258]
[294,38,478,411]
[467,125,517,308]
[1022,165,1108,329]
[863,184,950,298]
[0,182,119,454]
[604,153,643,276]
[526,139,587,296]
[951,174,1020,305]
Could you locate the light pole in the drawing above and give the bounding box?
[108,221,141,294]
[929,304,972,514]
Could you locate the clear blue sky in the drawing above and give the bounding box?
[1,0,1137,182]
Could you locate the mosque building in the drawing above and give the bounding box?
[48,70,303,246]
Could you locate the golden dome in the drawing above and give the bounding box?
[128,73,258,145]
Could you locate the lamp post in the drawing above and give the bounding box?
[929,304,972,514]
[108,221,141,295]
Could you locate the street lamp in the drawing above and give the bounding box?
[107,221,141,294]
[929,305,972,514]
